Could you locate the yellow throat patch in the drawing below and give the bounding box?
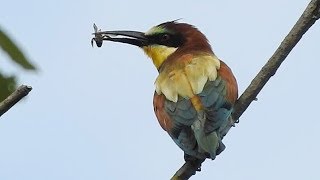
[143,45,177,69]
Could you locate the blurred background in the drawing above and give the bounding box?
[0,0,319,179]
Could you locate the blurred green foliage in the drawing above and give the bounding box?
[0,73,16,101]
[0,26,36,102]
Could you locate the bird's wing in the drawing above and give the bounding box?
[153,93,197,137]
[193,60,238,158]
[154,93,205,158]
[153,60,238,158]
[198,61,238,135]
[153,60,237,134]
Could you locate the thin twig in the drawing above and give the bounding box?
[0,85,32,117]
[172,0,320,179]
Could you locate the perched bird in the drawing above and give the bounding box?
[93,21,238,161]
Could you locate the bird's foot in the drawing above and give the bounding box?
[184,154,205,172]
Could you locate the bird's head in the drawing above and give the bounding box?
[94,21,213,69]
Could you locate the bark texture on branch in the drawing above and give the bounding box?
[171,0,320,179]
[0,85,32,117]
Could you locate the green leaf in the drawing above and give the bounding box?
[0,72,17,102]
[0,27,36,70]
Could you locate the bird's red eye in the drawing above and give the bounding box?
[161,34,170,42]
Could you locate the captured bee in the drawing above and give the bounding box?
[91,23,109,47]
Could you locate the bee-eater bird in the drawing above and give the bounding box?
[93,21,238,161]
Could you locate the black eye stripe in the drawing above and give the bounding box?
[161,34,170,41]
[147,33,184,48]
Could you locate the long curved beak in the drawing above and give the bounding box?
[93,30,148,47]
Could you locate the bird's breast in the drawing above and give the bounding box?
[155,54,220,102]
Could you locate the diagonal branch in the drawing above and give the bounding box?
[231,0,320,121]
[171,0,320,179]
[0,85,32,117]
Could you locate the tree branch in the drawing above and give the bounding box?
[0,85,32,117]
[171,0,320,179]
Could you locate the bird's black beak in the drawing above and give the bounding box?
[92,28,148,48]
